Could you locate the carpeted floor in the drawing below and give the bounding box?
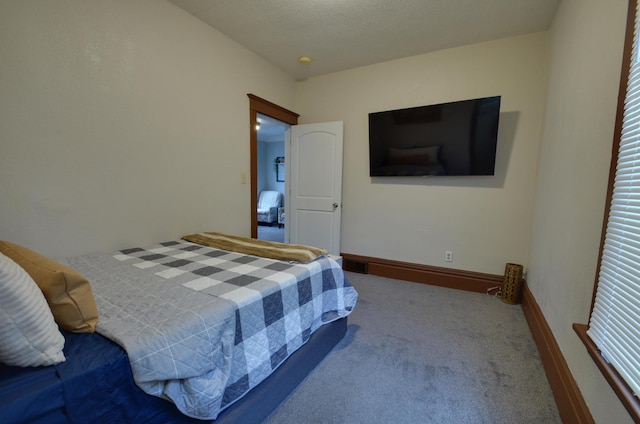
[257,224,284,243]
[263,272,561,424]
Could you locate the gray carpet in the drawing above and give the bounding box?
[257,224,284,243]
[264,272,561,424]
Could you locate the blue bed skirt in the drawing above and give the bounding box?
[0,317,347,423]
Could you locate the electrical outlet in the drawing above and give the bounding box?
[445,251,453,262]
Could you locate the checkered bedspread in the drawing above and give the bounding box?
[64,240,357,420]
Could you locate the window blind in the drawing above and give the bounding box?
[588,0,640,397]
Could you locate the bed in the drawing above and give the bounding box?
[0,233,357,423]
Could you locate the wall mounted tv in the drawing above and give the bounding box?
[368,96,501,177]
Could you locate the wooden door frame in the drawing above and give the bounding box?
[247,94,299,238]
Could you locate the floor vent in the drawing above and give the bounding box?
[343,259,368,274]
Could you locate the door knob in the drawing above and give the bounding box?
[332,202,339,210]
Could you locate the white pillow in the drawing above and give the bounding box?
[0,252,65,367]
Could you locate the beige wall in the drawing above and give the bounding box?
[0,0,296,258]
[296,33,549,275]
[528,0,632,422]
[0,0,634,420]
[296,4,634,419]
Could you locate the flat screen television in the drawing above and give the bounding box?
[368,96,501,176]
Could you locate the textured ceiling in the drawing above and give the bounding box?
[168,0,560,81]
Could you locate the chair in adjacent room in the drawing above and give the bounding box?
[257,190,283,225]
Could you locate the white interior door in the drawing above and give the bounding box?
[286,121,343,255]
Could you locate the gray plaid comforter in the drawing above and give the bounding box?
[64,240,357,420]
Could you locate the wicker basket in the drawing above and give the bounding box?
[501,263,524,305]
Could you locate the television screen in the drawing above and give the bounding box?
[368,96,501,176]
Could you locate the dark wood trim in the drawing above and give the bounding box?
[340,253,502,293]
[574,324,640,423]
[521,285,594,424]
[248,94,299,125]
[247,94,299,238]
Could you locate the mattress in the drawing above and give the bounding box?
[0,318,348,424]
[1,331,150,424]
[62,239,357,419]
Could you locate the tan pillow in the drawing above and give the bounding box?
[0,241,98,333]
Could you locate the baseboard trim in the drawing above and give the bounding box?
[521,284,594,424]
[340,253,502,293]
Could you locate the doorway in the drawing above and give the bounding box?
[256,113,288,242]
[247,94,299,240]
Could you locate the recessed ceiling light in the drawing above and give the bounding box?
[298,56,312,65]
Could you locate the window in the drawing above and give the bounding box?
[577,0,640,420]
